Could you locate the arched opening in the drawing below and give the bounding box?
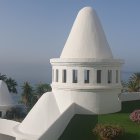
[97,70,101,83]
[108,70,112,84]
[62,69,67,83]
[84,70,90,83]
[56,69,59,82]
[116,70,119,83]
[73,70,78,83]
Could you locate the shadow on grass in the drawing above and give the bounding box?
[59,114,98,140]
[120,132,140,140]
[121,100,140,113]
[59,100,140,140]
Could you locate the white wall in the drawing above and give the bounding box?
[0,119,19,136]
[0,119,19,140]
[39,103,75,140]
[18,93,61,136]
[120,92,140,101]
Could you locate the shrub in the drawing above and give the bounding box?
[4,105,27,120]
[130,109,140,123]
[93,124,124,140]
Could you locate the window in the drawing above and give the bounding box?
[52,69,54,82]
[56,69,59,82]
[84,70,90,83]
[97,70,101,83]
[0,111,2,117]
[116,70,119,83]
[73,70,78,83]
[62,69,67,83]
[108,70,112,83]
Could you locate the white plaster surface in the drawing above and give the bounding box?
[18,92,60,136]
[60,7,113,59]
[13,89,121,140]
[0,80,14,106]
[0,80,15,117]
[13,92,75,140]
[0,91,139,140]
[13,91,140,140]
[120,92,140,101]
[0,119,19,139]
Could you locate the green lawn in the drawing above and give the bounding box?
[59,100,140,140]
[98,113,140,140]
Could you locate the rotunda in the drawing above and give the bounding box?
[51,7,124,114]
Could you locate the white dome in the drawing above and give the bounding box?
[0,80,14,106]
[60,7,113,59]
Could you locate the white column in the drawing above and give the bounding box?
[78,67,84,84]
[53,67,57,83]
[67,67,72,83]
[102,67,107,85]
[93,68,96,84]
[112,68,116,84]
[52,68,54,83]
[90,68,94,84]
[59,67,62,83]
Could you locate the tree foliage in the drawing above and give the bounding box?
[21,82,33,107]
[36,83,51,98]
[21,82,51,109]
[0,73,7,81]
[127,72,140,92]
[4,106,27,121]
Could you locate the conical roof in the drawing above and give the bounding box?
[60,7,113,59]
[0,80,14,106]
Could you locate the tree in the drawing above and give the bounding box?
[36,83,51,98]
[4,106,27,121]
[21,82,33,107]
[0,73,7,81]
[0,73,17,93]
[6,78,17,93]
[127,72,140,92]
[127,80,138,92]
[130,73,140,90]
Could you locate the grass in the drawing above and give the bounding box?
[98,113,140,140]
[59,100,140,140]
[59,115,98,140]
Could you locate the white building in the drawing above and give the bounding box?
[0,6,135,140]
[13,7,124,140]
[51,6,124,114]
[0,80,15,117]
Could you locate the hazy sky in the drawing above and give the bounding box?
[0,0,140,86]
